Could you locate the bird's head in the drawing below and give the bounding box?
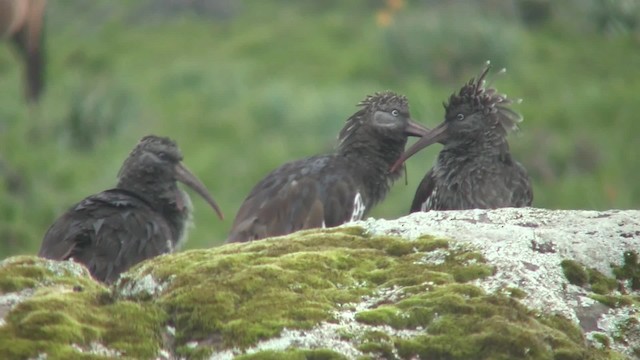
[390,61,522,172]
[337,91,429,149]
[118,135,224,219]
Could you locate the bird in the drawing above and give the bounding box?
[390,62,533,212]
[38,135,224,283]
[0,0,47,103]
[227,91,429,243]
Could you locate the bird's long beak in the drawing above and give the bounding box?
[391,121,449,173]
[175,162,224,220]
[404,118,430,137]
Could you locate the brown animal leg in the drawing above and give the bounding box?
[7,0,47,103]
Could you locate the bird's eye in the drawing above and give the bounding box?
[456,113,465,121]
[391,109,399,117]
[157,152,168,160]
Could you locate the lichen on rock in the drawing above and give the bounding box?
[0,208,638,359]
[0,256,165,359]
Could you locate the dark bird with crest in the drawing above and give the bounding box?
[227,91,429,243]
[38,135,224,283]
[391,62,533,212]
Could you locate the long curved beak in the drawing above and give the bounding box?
[404,118,430,137]
[391,121,449,173]
[175,162,224,220]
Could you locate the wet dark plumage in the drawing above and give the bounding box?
[227,91,428,243]
[38,135,223,283]
[392,62,533,212]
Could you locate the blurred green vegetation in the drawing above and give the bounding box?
[1,0,639,258]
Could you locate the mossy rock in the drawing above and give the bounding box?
[561,260,589,287]
[559,258,638,309]
[613,251,640,291]
[0,227,626,359]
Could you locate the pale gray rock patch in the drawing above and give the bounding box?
[358,208,640,358]
[117,273,169,299]
[70,342,123,357]
[0,288,36,326]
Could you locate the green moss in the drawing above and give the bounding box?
[504,287,527,299]
[354,307,403,327]
[588,268,618,295]
[591,333,611,348]
[355,284,482,330]
[0,229,627,359]
[359,330,391,343]
[0,256,98,293]
[560,260,622,300]
[235,349,348,360]
[0,257,165,359]
[336,329,355,341]
[357,343,393,358]
[384,236,449,257]
[112,227,484,355]
[611,317,640,356]
[612,251,640,290]
[561,260,589,286]
[538,314,586,344]
[589,294,634,308]
[582,262,640,308]
[174,345,213,360]
[354,285,616,359]
[451,263,495,282]
[357,330,394,358]
[393,310,598,360]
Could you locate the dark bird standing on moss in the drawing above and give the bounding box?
[227,92,429,242]
[391,62,533,212]
[38,135,224,283]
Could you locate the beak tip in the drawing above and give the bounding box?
[175,162,225,221]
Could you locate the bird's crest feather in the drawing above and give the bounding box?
[445,61,523,133]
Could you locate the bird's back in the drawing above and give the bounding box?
[227,155,363,242]
[39,189,175,283]
[411,154,532,212]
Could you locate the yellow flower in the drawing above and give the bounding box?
[376,10,393,28]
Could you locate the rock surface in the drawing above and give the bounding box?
[0,208,638,359]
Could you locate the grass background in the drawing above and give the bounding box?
[1,0,639,258]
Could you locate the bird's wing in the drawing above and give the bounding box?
[227,157,356,242]
[511,162,533,207]
[470,160,533,209]
[410,168,436,213]
[39,189,173,283]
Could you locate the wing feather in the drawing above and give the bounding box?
[39,189,173,283]
[410,168,436,213]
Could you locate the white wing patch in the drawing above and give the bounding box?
[422,187,436,211]
[350,192,366,222]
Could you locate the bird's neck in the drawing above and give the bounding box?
[438,135,514,178]
[443,133,511,160]
[116,174,190,242]
[337,130,406,205]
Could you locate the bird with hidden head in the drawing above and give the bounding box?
[391,61,533,212]
[38,135,224,283]
[227,91,429,243]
